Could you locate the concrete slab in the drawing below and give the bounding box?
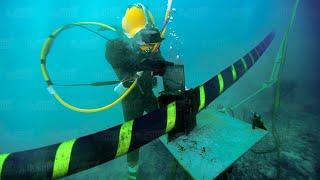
[160,111,267,179]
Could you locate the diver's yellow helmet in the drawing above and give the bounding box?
[122,3,156,38]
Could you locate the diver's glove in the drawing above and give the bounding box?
[114,82,127,95]
[114,71,143,94]
[140,58,174,76]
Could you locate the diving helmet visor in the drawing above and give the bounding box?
[134,28,163,53]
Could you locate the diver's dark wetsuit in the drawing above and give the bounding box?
[105,38,164,167]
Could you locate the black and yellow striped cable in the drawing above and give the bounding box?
[0,102,176,179]
[0,32,274,179]
[194,32,275,112]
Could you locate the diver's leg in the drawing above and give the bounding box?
[144,93,179,178]
[122,98,144,179]
[144,93,159,113]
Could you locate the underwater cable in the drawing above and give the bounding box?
[0,32,275,180]
[0,0,279,179]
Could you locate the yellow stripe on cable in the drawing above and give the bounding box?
[0,153,10,179]
[52,139,76,179]
[249,53,255,65]
[116,120,134,157]
[218,73,224,94]
[262,41,267,49]
[241,58,248,72]
[255,48,260,57]
[198,85,206,111]
[166,102,176,133]
[231,65,237,81]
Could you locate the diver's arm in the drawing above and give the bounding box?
[153,50,166,61]
[141,52,174,76]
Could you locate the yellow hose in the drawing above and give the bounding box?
[152,0,172,52]
[40,22,138,113]
[52,79,138,113]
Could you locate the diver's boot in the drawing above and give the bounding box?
[126,164,139,180]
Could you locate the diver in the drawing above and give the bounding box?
[105,3,173,179]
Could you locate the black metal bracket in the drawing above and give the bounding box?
[252,112,267,131]
[158,89,197,142]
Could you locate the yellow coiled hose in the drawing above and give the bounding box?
[40,22,138,113]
